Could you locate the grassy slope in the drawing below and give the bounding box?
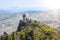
[1,20,60,40]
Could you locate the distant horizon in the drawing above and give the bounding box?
[0,8,59,11]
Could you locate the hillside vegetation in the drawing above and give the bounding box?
[0,20,60,40]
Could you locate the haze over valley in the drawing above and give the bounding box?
[0,9,60,35]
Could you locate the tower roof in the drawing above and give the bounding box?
[23,14,26,17]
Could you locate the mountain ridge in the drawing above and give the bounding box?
[0,14,60,40]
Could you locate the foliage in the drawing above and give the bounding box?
[0,20,60,40]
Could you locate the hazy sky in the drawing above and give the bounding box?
[0,0,60,10]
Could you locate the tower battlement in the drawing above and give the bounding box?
[23,14,26,22]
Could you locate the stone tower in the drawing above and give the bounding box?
[23,14,26,22]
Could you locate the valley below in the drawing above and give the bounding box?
[0,10,60,35]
